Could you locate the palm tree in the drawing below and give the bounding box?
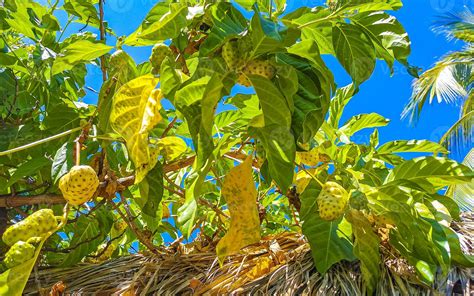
[402,8,473,153]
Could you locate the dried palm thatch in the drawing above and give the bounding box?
[25,213,473,296]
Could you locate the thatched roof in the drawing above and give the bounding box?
[25,214,473,295]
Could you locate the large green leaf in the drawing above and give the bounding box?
[300,182,355,273]
[4,1,59,40]
[174,66,232,169]
[327,84,356,129]
[249,74,292,128]
[249,10,299,57]
[276,47,333,143]
[4,156,50,188]
[63,0,100,27]
[346,210,380,295]
[340,113,390,137]
[442,225,474,267]
[138,162,164,217]
[177,159,213,238]
[377,140,448,154]
[199,3,247,56]
[235,0,287,15]
[282,7,334,55]
[249,124,295,191]
[333,23,376,85]
[385,156,474,189]
[368,191,450,279]
[125,3,188,46]
[340,0,403,13]
[52,40,112,75]
[352,11,411,68]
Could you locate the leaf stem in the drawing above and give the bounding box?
[0,127,83,157]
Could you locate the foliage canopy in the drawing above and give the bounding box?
[0,0,472,294]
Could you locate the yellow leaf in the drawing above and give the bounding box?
[296,149,321,166]
[152,136,188,162]
[216,156,261,264]
[109,75,162,183]
[294,169,316,193]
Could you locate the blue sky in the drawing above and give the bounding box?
[72,0,472,160]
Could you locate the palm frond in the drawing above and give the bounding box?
[439,110,473,154]
[402,48,473,122]
[433,7,474,43]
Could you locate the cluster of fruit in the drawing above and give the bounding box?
[2,209,58,269]
[221,39,276,87]
[59,165,100,206]
[149,43,173,75]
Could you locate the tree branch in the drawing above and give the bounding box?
[1,151,249,207]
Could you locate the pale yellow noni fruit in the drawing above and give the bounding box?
[317,181,349,221]
[59,165,99,206]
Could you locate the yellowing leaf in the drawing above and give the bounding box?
[110,75,162,183]
[152,136,188,162]
[294,169,316,193]
[296,150,321,166]
[216,156,261,264]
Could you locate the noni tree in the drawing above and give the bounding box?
[0,1,472,294]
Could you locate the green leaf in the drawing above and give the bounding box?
[4,1,58,40]
[385,156,474,189]
[199,3,247,56]
[352,11,411,68]
[235,0,286,15]
[333,23,376,85]
[138,162,164,217]
[250,124,295,191]
[249,74,292,128]
[51,142,74,183]
[442,225,474,267]
[226,94,263,121]
[249,11,299,57]
[63,0,100,27]
[378,140,448,155]
[344,0,403,13]
[125,3,188,46]
[346,210,380,295]
[368,191,450,277]
[178,160,213,238]
[97,78,119,134]
[52,40,113,75]
[160,57,186,98]
[5,156,51,188]
[61,207,113,267]
[340,113,390,137]
[175,69,232,169]
[276,48,333,143]
[327,84,356,129]
[42,101,82,133]
[300,181,355,273]
[283,8,335,55]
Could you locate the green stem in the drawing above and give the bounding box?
[0,127,83,157]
